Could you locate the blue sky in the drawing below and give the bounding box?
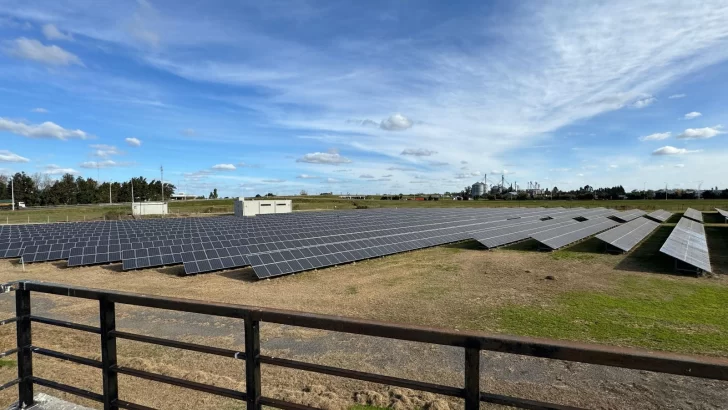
[1,0,727,196]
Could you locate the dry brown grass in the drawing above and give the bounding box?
[0,242,726,409]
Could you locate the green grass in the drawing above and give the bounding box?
[0,359,16,368]
[498,276,728,356]
[550,251,595,261]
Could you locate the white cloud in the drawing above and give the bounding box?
[674,164,685,168]
[80,160,125,169]
[380,114,413,131]
[5,37,82,66]
[401,148,436,157]
[631,96,656,109]
[346,119,378,127]
[42,24,73,41]
[31,108,48,113]
[683,111,702,120]
[639,132,671,141]
[43,164,79,175]
[125,137,142,147]
[387,166,416,171]
[212,164,236,171]
[262,179,285,183]
[652,146,701,156]
[549,168,570,172]
[0,150,29,163]
[89,144,122,158]
[237,162,261,168]
[360,174,375,179]
[576,173,585,177]
[296,152,352,165]
[676,126,724,139]
[461,161,468,165]
[608,164,619,169]
[490,169,514,175]
[381,174,393,178]
[0,118,91,140]
[296,174,318,179]
[323,178,339,183]
[668,94,686,99]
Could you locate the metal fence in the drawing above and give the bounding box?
[1,280,727,410]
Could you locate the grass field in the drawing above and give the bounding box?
[1,197,727,224]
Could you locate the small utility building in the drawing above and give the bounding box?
[132,201,168,216]
[234,197,292,217]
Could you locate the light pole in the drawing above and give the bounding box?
[160,166,164,202]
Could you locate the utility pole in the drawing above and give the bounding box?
[11,178,14,211]
[160,166,164,202]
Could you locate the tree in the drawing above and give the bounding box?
[209,188,219,199]
[300,189,308,196]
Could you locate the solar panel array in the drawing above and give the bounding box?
[531,217,620,250]
[0,206,649,278]
[610,209,647,223]
[645,209,673,223]
[595,217,660,253]
[683,208,704,223]
[659,217,711,273]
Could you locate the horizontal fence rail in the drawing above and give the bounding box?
[1,280,728,410]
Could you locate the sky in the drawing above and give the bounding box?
[1,0,728,197]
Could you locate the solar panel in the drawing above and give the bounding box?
[645,209,672,223]
[659,217,711,273]
[595,217,660,253]
[610,209,647,223]
[683,208,703,223]
[531,217,620,250]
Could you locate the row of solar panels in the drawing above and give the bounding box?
[3,206,692,278]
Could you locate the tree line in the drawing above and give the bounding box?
[0,172,176,206]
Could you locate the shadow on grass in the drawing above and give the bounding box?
[665,213,683,224]
[217,267,259,282]
[502,239,540,252]
[155,265,187,277]
[100,263,124,273]
[562,237,606,253]
[706,226,728,275]
[703,212,727,224]
[615,225,678,275]
[443,240,486,250]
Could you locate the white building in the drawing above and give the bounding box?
[234,197,293,217]
[132,201,168,216]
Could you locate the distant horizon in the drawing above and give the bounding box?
[1,1,727,197]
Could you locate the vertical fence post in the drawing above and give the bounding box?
[464,346,480,410]
[15,288,33,407]
[244,315,261,410]
[100,298,119,410]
